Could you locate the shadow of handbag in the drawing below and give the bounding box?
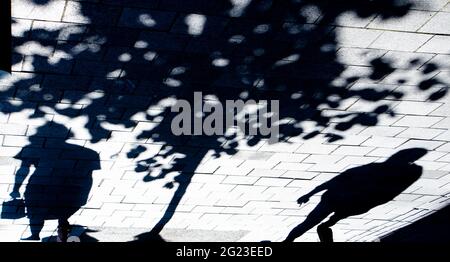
[1,198,26,219]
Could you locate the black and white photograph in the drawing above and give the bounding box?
[0,0,449,259]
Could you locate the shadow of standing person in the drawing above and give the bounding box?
[284,148,427,242]
[9,122,100,242]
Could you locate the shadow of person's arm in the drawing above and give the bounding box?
[10,165,31,199]
[297,182,330,206]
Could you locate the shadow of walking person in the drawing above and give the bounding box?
[9,122,100,242]
[284,148,427,242]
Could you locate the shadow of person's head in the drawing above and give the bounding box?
[385,148,428,165]
[33,122,74,141]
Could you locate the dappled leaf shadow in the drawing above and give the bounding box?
[2,0,449,240]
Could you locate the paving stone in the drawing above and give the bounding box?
[214,166,253,176]
[0,124,28,136]
[258,142,301,153]
[31,21,87,41]
[2,135,45,147]
[11,19,33,38]
[347,99,399,113]
[20,148,62,159]
[12,0,65,21]
[438,162,450,170]
[437,153,450,162]
[205,158,243,167]
[393,101,442,115]
[414,160,448,170]
[118,8,177,30]
[266,153,309,163]
[63,1,122,26]
[434,130,450,141]
[337,155,379,167]
[359,126,406,137]
[307,162,350,173]
[370,31,432,52]
[255,177,291,187]
[281,171,318,180]
[231,151,274,160]
[368,10,435,31]
[362,136,408,148]
[14,41,54,57]
[396,127,445,139]
[171,14,229,37]
[295,143,338,154]
[103,47,155,64]
[426,54,450,71]
[107,95,150,108]
[410,0,449,11]
[193,174,228,184]
[417,35,450,54]
[332,11,375,28]
[381,51,434,69]
[436,71,450,85]
[248,169,285,178]
[433,117,450,128]
[273,162,314,171]
[336,48,387,66]
[8,111,53,127]
[85,26,141,46]
[393,115,444,127]
[21,55,73,75]
[419,12,450,34]
[303,154,344,164]
[332,127,374,143]
[335,28,383,48]
[445,3,450,12]
[381,70,439,86]
[331,146,374,156]
[397,139,445,150]
[72,60,122,77]
[157,0,229,16]
[239,160,277,169]
[428,101,450,117]
[367,147,399,158]
[136,32,189,52]
[103,0,159,8]
[393,85,443,102]
[328,135,370,146]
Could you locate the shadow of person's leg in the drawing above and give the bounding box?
[317,213,345,242]
[23,217,44,240]
[57,218,71,242]
[284,202,333,242]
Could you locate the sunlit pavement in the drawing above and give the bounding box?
[1,0,450,242]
